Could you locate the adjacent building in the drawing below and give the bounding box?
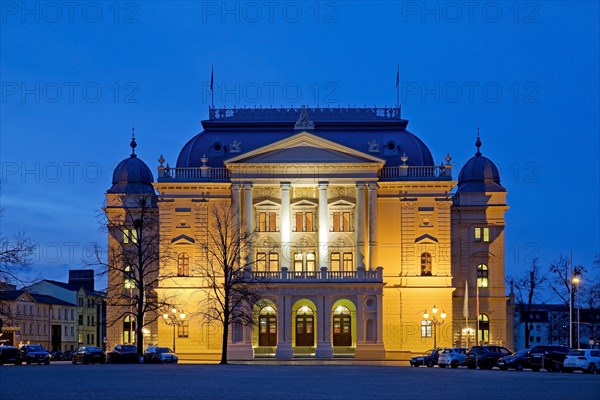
[105,106,510,360]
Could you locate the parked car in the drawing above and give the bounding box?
[529,345,570,372]
[562,349,600,374]
[72,346,106,364]
[466,345,512,370]
[107,344,139,363]
[497,348,531,371]
[410,349,439,367]
[0,346,21,365]
[19,344,50,365]
[50,351,64,361]
[143,346,178,364]
[63,350,74,361]
[438,347,468,368]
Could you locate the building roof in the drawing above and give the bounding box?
[0,290,75,306]
[176,107,436,169]
[457,135,505,193]
[38,279,103,297]
[108,133,155,195]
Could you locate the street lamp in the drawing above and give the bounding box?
[163,308,186,353]
[423,305,447,348]
[572,275,581,348]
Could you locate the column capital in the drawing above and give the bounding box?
[356,182,367,190]
[367,182,379,190]
[318,182,329,190]
[280,182,291,190]
[231,183,242,191]
[242,182,253,190]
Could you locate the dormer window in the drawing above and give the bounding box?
[474,227,490,242]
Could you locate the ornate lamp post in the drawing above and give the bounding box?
[423,305,446,348]
[163,308,186,353]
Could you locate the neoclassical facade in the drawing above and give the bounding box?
[105,107,510,360]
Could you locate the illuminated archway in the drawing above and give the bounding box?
[292,299,317,348]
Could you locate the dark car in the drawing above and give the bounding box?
[497,348,531,371]
[50,351,64,361]
[63,350,74,361]
[528,345,570,372]
[0,346,21,365]
[107,344,139,364]
[20,344,50,365]
[410,349,440,367]
[143,346,179,364]
[72,346,106,364]
[466,345,512,370]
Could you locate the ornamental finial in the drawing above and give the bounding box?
[130,127,137,157]
[475,127,482,156]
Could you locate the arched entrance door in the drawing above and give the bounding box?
[332,306,352,346]
[295,306,314,346]
[258,306,277,346]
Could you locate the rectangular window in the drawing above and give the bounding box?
[64,326,68,336]
[79,315,83,326]
[421,320,432,337]
[71,327,74,336]
[268,212,276,232]
[79,297,84,307]
[474,227,481,242]
[306,252,316,272]
[71,309,74,320]
[259,212,266,232]
[295,213,303,232]
[178,321,189,338]
[483,227,490,242]
[123,228,138,244]
[87,316,91,326]
[268,253,279,271]
[343,212,350,232]
[294,253,303,272]
[306,212,313,232]
[343,252,353,271]
[330,252,340,271]
[256,252,266,271]
[333,212,341,232]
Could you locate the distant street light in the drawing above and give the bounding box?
[572,275,581,348]
[423,305,446,348]
[163,308,186,353]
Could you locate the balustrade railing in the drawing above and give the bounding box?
[158,167,229,181]
[248,268,382,282]
[379,165,452,180]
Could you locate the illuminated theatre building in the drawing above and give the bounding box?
[105,106,511,360]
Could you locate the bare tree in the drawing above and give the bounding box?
[549,255,585,307]
[0,208,36,324]
[510,258,546,348]
[196,202,266,364]
[95,193,174,355]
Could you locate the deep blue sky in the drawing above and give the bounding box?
[1,1,598,293]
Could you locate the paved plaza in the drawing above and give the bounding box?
[1,362,599,400]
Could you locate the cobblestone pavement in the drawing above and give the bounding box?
[1,362,599,400]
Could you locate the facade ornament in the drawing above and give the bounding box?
[368,140,380,153]
[294,106,314,130]
[445,153,452,165]
[201,154,208,167]
[230,140,242,153]
[158,154,165,167]
[400,152,409,166]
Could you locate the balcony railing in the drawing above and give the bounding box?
[249,267,383,283]
[379,165,452,180]
[157,166,229,182]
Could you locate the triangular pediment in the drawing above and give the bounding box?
[171,234,195,244]
[225,132,385,165]
[415,234,438,243]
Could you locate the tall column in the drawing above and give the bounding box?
[355,183,366,269]
[318,182,329,270]
[275,295,293,359]
[231,183,242,231]
[368,182,379,269]
[280,183,291,271]
[243,183,254,267]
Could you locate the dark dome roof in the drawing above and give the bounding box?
[107,136,155,194]
[457,137,505,193]
[176,108,435,168]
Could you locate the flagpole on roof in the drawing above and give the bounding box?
[210,64,215,109]
[395,64,400,108]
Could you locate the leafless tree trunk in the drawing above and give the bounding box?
[94,193,174,355]
[196,202,267,364]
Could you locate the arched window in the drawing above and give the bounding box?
[478,314,490,343]
[332,306,351,346]
[258,306,277,346]
[178,253,190,276]
[123,316,136,344]
[421,253,432,276]
[477,264,489,287]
